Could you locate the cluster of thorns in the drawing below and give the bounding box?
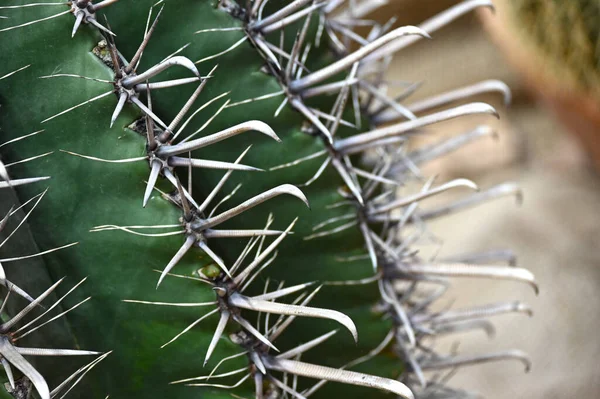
[0,0,539,398]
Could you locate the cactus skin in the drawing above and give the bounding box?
[0,1,534,399]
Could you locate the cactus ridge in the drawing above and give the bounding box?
[0,1,537,398]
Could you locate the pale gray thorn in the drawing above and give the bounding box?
[1,358,14,389]
[328,21,369,46]
[167,156,261,172]
[71,11,84,38]
[122,56,198,88]
[162,308,219,348]
[409,79,511,114]
[51,352,112,398]
[198,146,252,213]
[0,188,47,250]
[197,241,231,277]
[344,329,395,370]
[370,178,478,215]
[289,97,333,144]
[360,81,416,121]
[194,27,244,34]
[264,357,414,399]
[171,366,248,384]
[203,229,283,239]
[110,92,128,128]
[200,186,307,230]
[4,151,54,169]
[251,0,313,31]
[286,13,312,81]
[15,348,100,357]
[364,0,495,63]
[290,26,429,92]
[342,136,406,155]
[308,107,355,129]
[2,280,34,303]
[226,90,285,109]
[312,213,355,231]
[239,251,278,293]
[250,351,267,375]
[163,168,200,210]
[303,220,357,240]
[253,282,314,301]
[278,330,338,360]
[322,0,345,15]
[369,230,399,261]
[325,272,381,286]
[14,277,88,335]
[206,351,248,380]
[173,90,229,141]
[86,16,116,36]
[398,125,494,171]
[0,278,64,333]
[229,293,358,342]
[301,78,360,99]
[0,65,30,81]
[196,36,248,64]
[396,334,426,387]
[262,1,324,35]
[380,281,416,346]
[351,166,398,186]
[331,158,363,205]
[359,222,377,272]
[159,121,280,157]
[0,9,71,33]
[157,235,195,288]
[255,372,264,399]
[421,350,531,373]
[255,213,275,260]
[441,249,518,267]
[126,5,164,73]
[235,218,297,285]
[134,77,201,91]
[123,299,216,307]
[433,319,496,339]
[268,375,308,399]
[417,182,523,222]
[269,150,327,171]
[370,81,423,117]
[269,286,321,342]
[230,236,260,276]
[41,90,113,123]
[337,102,499,153]
[299,157,330,187]
[130,96,169,130]
[91,0,119,11]
[232,314,278,352]
[167,68,215,133]
[204,310,229,366]
[392,263,538,294]
[0,336,49,399]
[0,242,78,263]
[417,301,533,325]
[184,373,250,388]
[143,160,162,207]
[16,297,92,341]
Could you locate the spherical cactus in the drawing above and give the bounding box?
[0,1,536,398]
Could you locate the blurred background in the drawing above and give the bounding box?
[375,1,600,398]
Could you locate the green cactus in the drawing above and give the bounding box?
[0,1,536,398]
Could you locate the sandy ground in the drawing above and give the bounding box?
[382,2,600,397]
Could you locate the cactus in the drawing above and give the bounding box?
[0,1,536,398]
